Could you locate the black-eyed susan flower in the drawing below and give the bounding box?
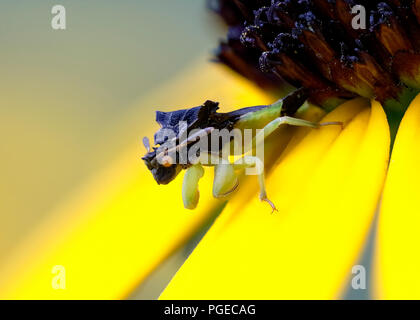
[2,0,420,300]
[158,0,420,299]
[214,0,420,122]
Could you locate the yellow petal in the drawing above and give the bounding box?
[161,99,390,300]
[374,93,420,299]
[0,60,273,299]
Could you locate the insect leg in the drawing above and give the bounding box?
[254,116,342,145]
[233,156,277,213]
[198,152,240,199]
[182,164,205,210]
[213,163,239,199]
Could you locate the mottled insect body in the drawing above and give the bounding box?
[142,89,341,211]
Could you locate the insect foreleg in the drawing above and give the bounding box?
[182,164,205,210]
[213,163,239,199]
[197,152,239,199]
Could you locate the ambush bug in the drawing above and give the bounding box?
[142,89,341,211]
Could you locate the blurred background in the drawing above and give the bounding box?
[0,0,226,298]
[0,0,372,300]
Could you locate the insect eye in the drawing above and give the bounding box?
[161,156,174,168]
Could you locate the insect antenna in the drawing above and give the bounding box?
[142,136,151,153]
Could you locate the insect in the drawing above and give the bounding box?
[142,88,342,211]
